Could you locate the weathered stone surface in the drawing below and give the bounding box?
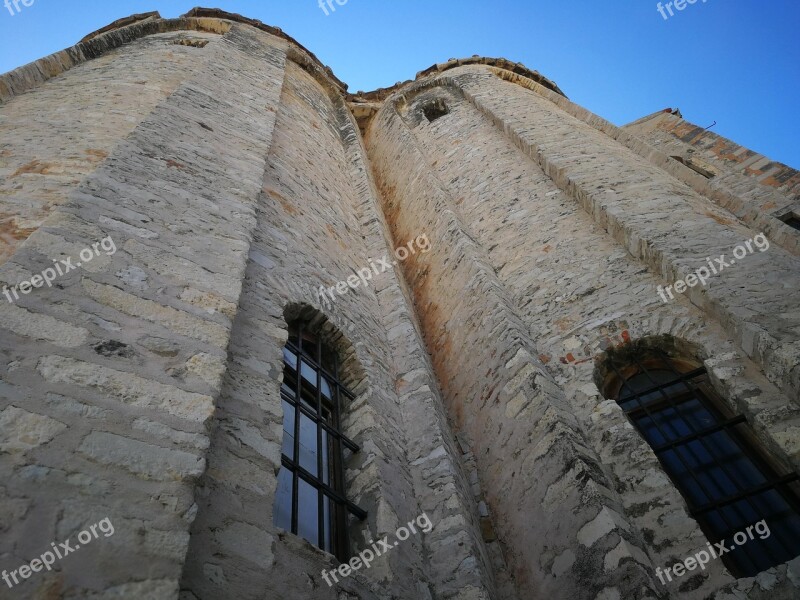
[37,355,215,423]
[213,522,274,569]
[366,61,800,600]
[578,507,631,548]
[185,352,227,389]
[0,8,797,600]
[82,279,229,348]
[132,418,211,450]
[78,431,205,480]
[0,406,67,451]
[81,579,179,600]
[0,303,89,347]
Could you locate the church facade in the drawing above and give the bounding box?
[1,8,799,600]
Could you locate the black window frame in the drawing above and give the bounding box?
[608,349,800,577]
[275,323,366,561]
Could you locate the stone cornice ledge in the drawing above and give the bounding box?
[0,7,566,108]
[0,7,352,104]
[0,14,233,104]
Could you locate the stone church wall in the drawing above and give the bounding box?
[0,9,797,600]
[0,14,497,600]
[364,65,800,599]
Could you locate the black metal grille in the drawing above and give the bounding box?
[610,350,800,576]
[273,324,366,561]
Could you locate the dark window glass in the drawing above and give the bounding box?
[273,324,366,560]
[610,353,800,576]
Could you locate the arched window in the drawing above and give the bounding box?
[273,323,366,560]
[606,349,800,576]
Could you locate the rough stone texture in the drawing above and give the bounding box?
[0,16,283,600]
[179,53,496,600]
[365,66,800,599]
[0,7,798,600]
[625,109,800,205]
[367,81,659,600]
[623,110,800,256]
[0,27,225,264]
[0,405,67,452]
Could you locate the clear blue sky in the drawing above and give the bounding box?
[1,1,798,167]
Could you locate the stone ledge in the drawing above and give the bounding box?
[347,56,566,105]
[0,16,231,104]
[182,7,348,92]
[79,11,162,43]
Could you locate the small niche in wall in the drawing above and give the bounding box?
[422,98,449,123]
[172,39,209,48]
[779,211,800,231]
[670,155,716,179]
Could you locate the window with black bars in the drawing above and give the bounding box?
[610,351,800,576]
[273,324,366,561]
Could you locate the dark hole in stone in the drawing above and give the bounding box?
[94,340,132,358]
[779,212,800,231]
[198,122,214,132]
[670,155,714,179]
[172,39,209,48]
[422,98,449,122]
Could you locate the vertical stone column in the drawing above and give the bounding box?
[365,87,661,599]
[343,97,501,600]
[0,24,286,598]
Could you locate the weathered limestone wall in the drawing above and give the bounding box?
[0,15,234,104]
[624,110,800,205]
[366,83,658,600]
[1,10,503,600]
[0,20,285,599]
[623,111,800,258]
[180,52,499,600]
[0,29,223,264]
[450,68,800,402]
[364,66,800,599]
[1,8,798,600]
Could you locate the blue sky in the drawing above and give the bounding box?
[1,1,798,167]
